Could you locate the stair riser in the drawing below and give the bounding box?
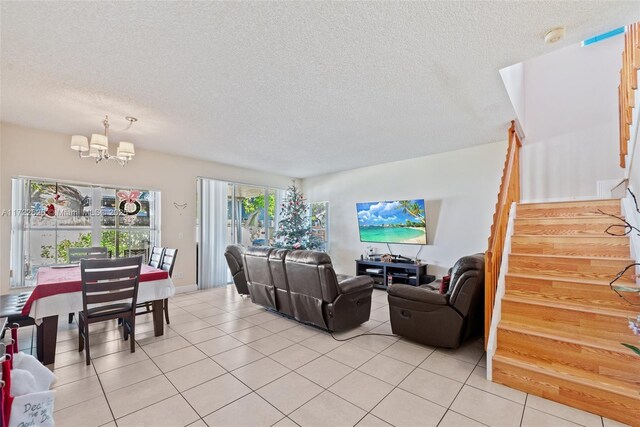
[492,360,639,426]
[501,300,635,342]
[510,236,630,258]
[508,255,634,282]
[517,201,621,219]
[505,276,639,310]
[496,329,640,386]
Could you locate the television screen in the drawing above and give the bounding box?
[356,199,427,245]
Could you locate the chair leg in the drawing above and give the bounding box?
[78,314,84,352]
[129,318,136,353]
[68,312,74,324]
[123,319,129,341]
[163,298,170,324]
[84,321,91,366]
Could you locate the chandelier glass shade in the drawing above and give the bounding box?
[70,115,137,166]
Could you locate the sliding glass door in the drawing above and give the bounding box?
[197,178,284,289]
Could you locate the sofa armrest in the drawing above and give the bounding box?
[388,283,449,305]
[338,275,374,294]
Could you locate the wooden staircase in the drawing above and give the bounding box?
[491,199,640,426]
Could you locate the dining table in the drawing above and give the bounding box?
[22,264,175,365]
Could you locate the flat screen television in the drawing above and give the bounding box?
[356,199,427,245]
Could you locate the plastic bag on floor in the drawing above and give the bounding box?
[8,370,36,397]
[9,390,55,427]
[12,354,55,392]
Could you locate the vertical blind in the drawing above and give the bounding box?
[197,178,285,289]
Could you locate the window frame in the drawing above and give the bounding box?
[9,176,161,288]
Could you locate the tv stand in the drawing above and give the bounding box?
[356,259,435,290]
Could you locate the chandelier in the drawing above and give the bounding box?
[70,115,137,166]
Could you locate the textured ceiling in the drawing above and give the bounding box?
[2,2,639,178]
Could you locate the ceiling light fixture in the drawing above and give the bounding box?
[544,27,566,44]
[70,115,137,166]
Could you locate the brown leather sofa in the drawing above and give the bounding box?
[242,246,374,332]
[224,244,250,295]
[387,254,485,348]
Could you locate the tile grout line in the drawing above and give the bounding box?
[434,349,491,427]
[52,290,518,427]
[519,393,529,427]
[353,347,433,426]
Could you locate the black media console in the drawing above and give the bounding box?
[355,259,435,290]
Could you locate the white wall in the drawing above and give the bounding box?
[302,141,506,277]
[499,62,525,130]
[0,123,293,294]
[507,36,624,201]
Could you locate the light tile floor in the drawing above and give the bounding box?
[16,286,630,427]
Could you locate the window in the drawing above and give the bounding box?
[10,178,160,287]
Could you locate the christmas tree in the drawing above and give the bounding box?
[274,184,323,250]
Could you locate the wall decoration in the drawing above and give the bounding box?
[117,191,141,216]
[173,202,188,215]
[117,190,141,226]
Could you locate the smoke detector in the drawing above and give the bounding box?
[544,27,566,44]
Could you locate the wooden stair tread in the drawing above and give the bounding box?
[518,199,621,208]
[494,197,636,424]
[505,272,634,287]
[508,253,634,262]
[511,234,629,240]
[516,216,621,221]
[501,294,638,318]
[492,353,639,397]
[497,320,636,354]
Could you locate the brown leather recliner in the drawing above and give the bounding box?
[224,244,250,295]
[269,248,295,317]
[242,246,374,332]
[387,254,485,348]
[284,250,373,332]
[243,246,277,309]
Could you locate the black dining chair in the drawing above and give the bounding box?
[148,246,165,269]
[136,247,177,324]
[68,247,109,263]
[159,248,178,324]
[78,256,142,366]
[68,246,109,324]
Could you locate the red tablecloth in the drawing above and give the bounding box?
[22,264,169,316]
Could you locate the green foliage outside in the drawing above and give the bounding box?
[242,194,275,219]
[40,230,149,262]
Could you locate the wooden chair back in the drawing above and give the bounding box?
[148,246,165,269]
[80,256,143,319]
[69,247,109,263]
[160,248,178,277]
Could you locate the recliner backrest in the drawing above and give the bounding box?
[269,249,293,316]
[225,244,244,276]
[224,244,249,295]
[243,246,274,287]
[447,254,485,313]
[269,249,290,293]
[243,246,276,308]
[284,250,339,303]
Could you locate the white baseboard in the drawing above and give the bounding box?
[486,201,517,382]
[174,284,198,294]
